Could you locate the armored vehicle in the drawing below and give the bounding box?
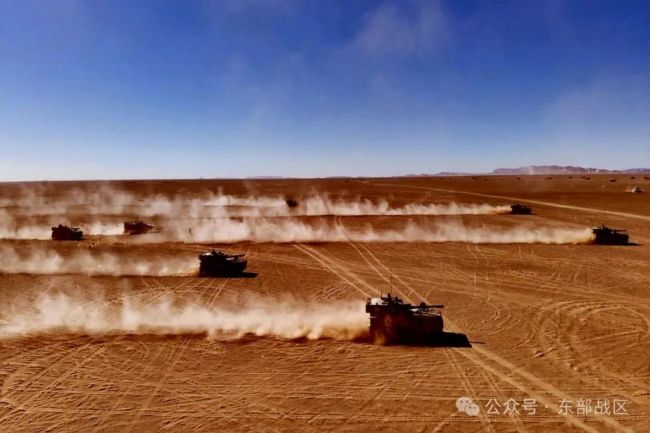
[51,224,83,241]
[199,250,247,276]
[510,204,532,215]
[124,220,155,235]
[285,198,299,208]
[631,186,643,193]
[592,225,629,245]
[365,294,444,345]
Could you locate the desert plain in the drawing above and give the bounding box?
[0,174,649,432]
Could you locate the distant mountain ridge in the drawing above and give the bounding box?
[248,166,650,179]
[491,166,650,175]
[416,166,650,176]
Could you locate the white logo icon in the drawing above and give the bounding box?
[465,403,480,416]
[456,396,480,417]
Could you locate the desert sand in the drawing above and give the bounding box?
[1,174,649,432]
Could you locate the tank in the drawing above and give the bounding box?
[285,198,299,208]
[198,250,247,276]
[365,294,444,345]
[592,225,629,245]
[124,220,155,235]
[510,204,532,215]
[631,186,643,193]
[51,224,83,241]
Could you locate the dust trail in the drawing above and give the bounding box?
[0,245,196,276]
[0,209,51,240]
[1,186,510,217]
[0,223,124,240]
[0,293,367,341]
[285,196,511,217]
[83,222,124,236]
[154,218,595,244]
[0,210,124,239]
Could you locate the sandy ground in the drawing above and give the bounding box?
[0,175,649,432]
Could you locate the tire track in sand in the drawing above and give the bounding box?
[292,244,372,298]
[350,243,516,433]
[0,341,105,426]
[90,276,210,432]
[298,244,499,431]
[319,242,636,433]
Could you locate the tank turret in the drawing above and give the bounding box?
[51,224,83,241]
[510,203,532,215]
[591,225,629,245]
[365,294,444,345]
[124,220,155,235]
[198,250,247,276]
[285,198,299,208]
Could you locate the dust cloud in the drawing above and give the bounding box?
[0,210,51,240]
[272,196,511,217]
[0,187,595,245]
[155,218,595,244]
[0,293,368,341]
[1,186,510,217]
[0,245,196,276]
[0,218,594,246]
[0,209,123,240]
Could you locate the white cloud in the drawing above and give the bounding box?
[546,73,649,125]
[215,0,295,15]
[349,1,450,58]
[539,71,650,167]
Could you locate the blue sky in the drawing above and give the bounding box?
[1,0,649,180]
